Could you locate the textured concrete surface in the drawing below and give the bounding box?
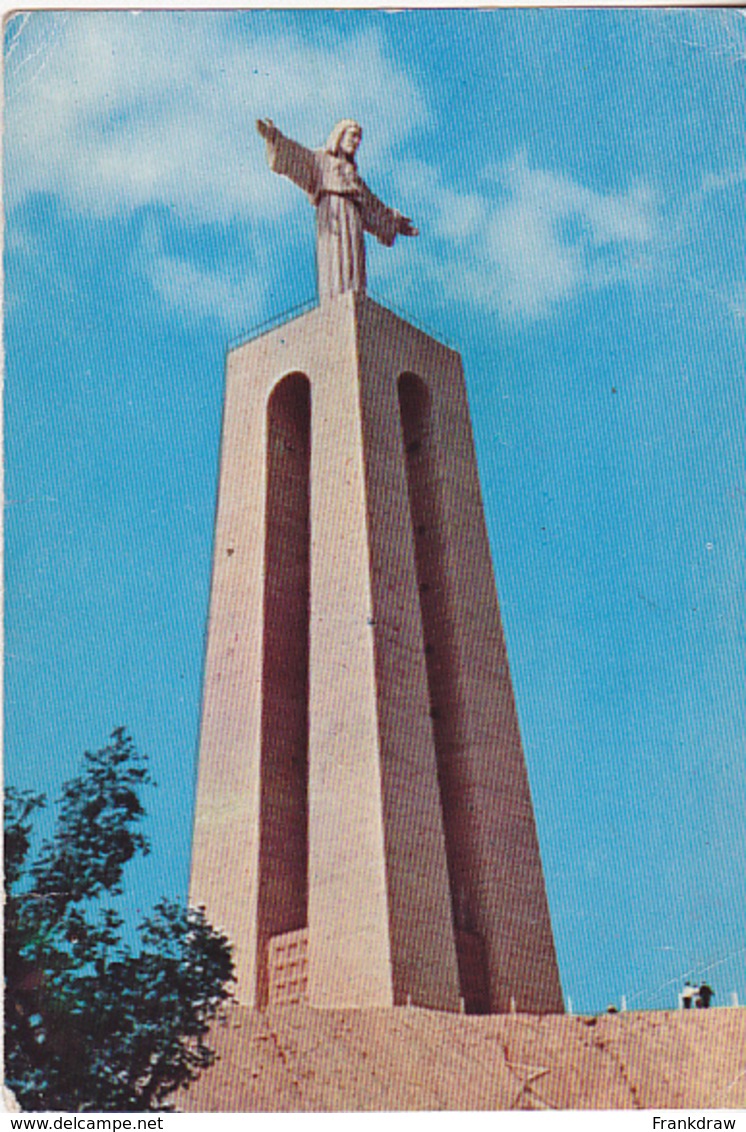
[178,1005,746,1112]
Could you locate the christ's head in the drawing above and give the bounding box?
[326,120,362,161]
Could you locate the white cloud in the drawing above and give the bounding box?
[5,12,429,325]
[6,13,662,327]
[725,283,746,323]
[5,12,429,225]
[390,150,660,322]
[694,165,746,207]
[134,225,263,330]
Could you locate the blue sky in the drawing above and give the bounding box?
[5,8,746,1015]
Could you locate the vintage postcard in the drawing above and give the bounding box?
[4,7,745,1116]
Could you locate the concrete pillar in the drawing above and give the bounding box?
[190,293,563,1014]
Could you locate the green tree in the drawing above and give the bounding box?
[5,729,234,1112]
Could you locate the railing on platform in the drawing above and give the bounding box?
[227,292,457,354]
[227,297,318,351]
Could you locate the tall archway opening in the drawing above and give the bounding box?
[256,372,311,1006]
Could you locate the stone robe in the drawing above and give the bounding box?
[264,129,402,302]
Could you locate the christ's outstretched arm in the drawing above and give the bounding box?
[256,118,319,201]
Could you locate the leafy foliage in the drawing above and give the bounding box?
[5,730,234,1112]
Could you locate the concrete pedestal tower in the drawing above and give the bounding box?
[190,293,564,1015]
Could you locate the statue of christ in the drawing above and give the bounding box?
[257,118,418,303]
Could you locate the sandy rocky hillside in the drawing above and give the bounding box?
[178,1004,746,1112]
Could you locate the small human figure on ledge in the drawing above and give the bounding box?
[696,982,714,1009]
[681,981,696,1009]
[257,118,418,303]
